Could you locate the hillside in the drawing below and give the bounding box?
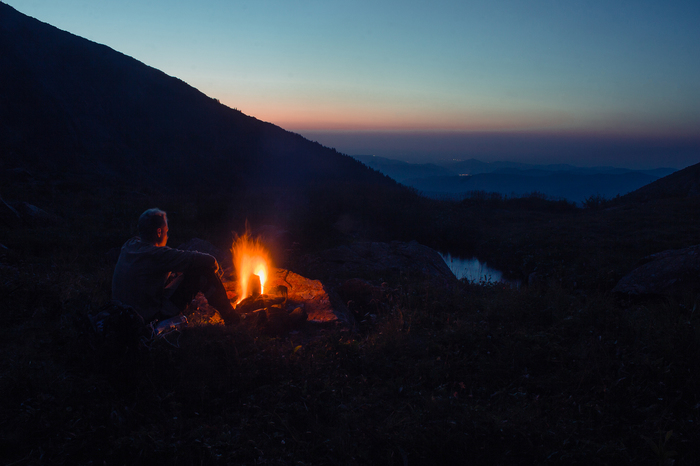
[622,162,700,201]
[0,2,392,196]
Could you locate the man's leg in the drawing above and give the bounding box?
[166,267,239,325]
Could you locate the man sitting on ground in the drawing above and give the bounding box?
[112,208,238,325]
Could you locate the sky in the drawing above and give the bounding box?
[6,0,700,168]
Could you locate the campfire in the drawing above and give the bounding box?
[223,227,343,328]
[185,231,353,330]
[231,228,271,304]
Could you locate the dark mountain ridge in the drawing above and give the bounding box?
[0,2,392,196]
[622,161,700,201]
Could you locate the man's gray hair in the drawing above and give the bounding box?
[138,208,167,243]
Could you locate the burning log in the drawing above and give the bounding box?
[248,273,261,297]
[231,226,270,303]
[228,226,354,329]
[235,294,285,314]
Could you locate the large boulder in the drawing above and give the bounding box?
[298,241,457,288]
[266,268,353,325]
[613,245,700,295]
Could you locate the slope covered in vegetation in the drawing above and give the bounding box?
[1,176,699,464]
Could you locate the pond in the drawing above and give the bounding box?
[440,253,521,288]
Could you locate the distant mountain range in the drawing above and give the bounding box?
[353,155,678,203]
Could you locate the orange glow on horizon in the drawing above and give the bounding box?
[228,100,573,132]
[220,95,700,139]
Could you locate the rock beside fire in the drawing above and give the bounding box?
[266,268,353,325]
[298,241,457,288]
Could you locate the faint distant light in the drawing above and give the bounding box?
[459,174,471,177]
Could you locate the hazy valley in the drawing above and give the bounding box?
[353,155,678,203]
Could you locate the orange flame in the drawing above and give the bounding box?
[231,226,271,304]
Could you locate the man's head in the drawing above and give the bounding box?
[138,208,168,246]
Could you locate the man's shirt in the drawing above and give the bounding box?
[112,237,215,321]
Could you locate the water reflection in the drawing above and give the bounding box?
[440,253,519,287]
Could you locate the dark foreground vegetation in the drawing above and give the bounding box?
[1,177,699,465]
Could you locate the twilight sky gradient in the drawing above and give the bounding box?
[7,0,700,168]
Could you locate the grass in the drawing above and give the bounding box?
[1,253,698,464]
[1,182,699,464]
